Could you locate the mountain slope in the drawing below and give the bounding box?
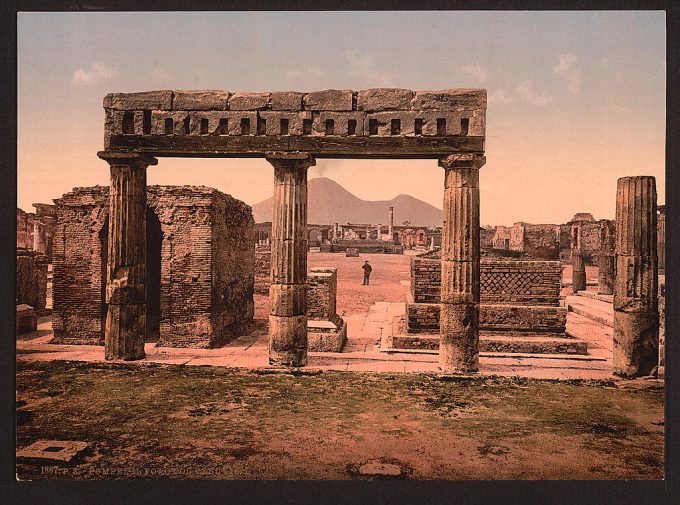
[252,177,443,226]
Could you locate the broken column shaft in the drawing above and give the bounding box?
[438,154,484,373]
[598,220,616,295]
[267,152,315,367]
[98,151,157,360]
[613,176,659,377]
[571,225,586,292]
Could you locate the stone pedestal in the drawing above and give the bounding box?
[98,151,157,360]
[613,176,658,377]
[267,152,314,367]
[438,154,484,373]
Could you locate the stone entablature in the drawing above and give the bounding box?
[104,88,486,158]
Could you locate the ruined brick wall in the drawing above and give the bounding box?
[211,192,255,342]
[480,226,495,249]
[659,275,665,371]
[254,245,271,294]
[522,224,560,260]
[17,209,31,250]
[52,185,254,347]
[307,268,338,320]
[52,187,108,344]
[16,252,47,311]
[411,258,562,306]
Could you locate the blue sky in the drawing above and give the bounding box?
[17,11,666,225]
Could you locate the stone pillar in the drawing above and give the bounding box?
[571,225,586,292]
[598,220,616,295]
[32,221,44,254]
[438,154,484,373]
[657,206,665,274]
[333,222,339,242]
[613,176,658,377]
[97,151,157,361]
[388,206,394,239]
[267,152,315,367]
[377,223,382,238]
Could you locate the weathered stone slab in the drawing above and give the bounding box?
[312,112,365,136]
[17,440,89,462]
[16,304,37,334]
[304,89,353,111]
[172,90,229,110]
[104,90,173,110]
[412,89,487,110]
[229,92,271,110]
[308,319,347,352]
[260,111,311,136]
[271,91,304,111]
[150,111,190,135]
[187,111,258,135]
[357,88,414,112]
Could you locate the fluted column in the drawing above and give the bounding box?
[98,151,157,361]
[598,220,616,295]
[438,154,484,373]
[571,225,586,292]
[267,152,315,367]
[613,176,658,377]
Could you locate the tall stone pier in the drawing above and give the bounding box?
[598,220,616,295]
[571,225,586,292]
[98,151,157,360]
[438,154,484,373]
[613,176,659,377]
[267,152,315,367]
[388,206,394,238]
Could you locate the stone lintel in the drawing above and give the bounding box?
[439,153,486,169]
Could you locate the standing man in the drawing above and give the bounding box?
[362,260,373,285]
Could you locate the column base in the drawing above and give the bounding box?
[439,303,479,373]
[105,304,146,361]
[613,310,659,377]
[269,314,308,367]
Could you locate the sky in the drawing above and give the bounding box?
[17,11,666,226]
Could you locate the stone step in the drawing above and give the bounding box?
[391,334,588,355]
[576,291,614,304]
[567,296,614,328]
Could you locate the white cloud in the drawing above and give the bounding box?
[459,63,489,82]
[552,53,582,94]
[285,66,326,80]
[488,88,515,105]
[516,80,553,106]
[71,63,115,86]
[345,49,394,87]
[598,104,629,114]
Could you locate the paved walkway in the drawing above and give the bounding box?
[18,301,621,380]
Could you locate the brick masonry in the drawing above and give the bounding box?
[16,251,48,313]
[52,185,254,348]
[254,246,271,294]
[407,257,566,335]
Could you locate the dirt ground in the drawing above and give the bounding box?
[16,360,664,481]
[255,251,412,319]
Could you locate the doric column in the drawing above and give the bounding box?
[571,225,586,292]
[267,152,315,367]
[598,220,616,295]
[438,154,484,373]
[98,151,157,361]
[613,176,658,377]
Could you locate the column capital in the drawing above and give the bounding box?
[265,151,316,168]
[98,151,158,168]
[438,154,486,170]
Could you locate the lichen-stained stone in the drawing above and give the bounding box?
[104,90,173,110]
[229,92,271,110]
[412,89,487,110]
[260,111,311,136]
[357,88,414,112]
[311,112,365,136]
[172,90,230,110]
[303,89,353,111]
[271,91,304,111]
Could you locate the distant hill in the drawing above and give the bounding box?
[252,177,443,226]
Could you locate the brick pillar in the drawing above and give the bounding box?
[98,151,157,361]
[438,154,484,373]
[267,152,315,367]
[613,176,658,377]
[598,220,616,295]
[571,225,586,292]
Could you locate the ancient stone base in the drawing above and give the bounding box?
[346,248,359,257]
[391,333,588,355]
[16,304,37,335]
[308,318,347,352]
[16,440,89,463]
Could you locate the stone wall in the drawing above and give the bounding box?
[16,251,48,312]
[17,204,57,261]
[659,275,665,375]
[411,257,562,306]
[307,268,337,320]
[52,185,254,347]
[254,245,272,294]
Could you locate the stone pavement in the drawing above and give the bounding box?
[17,301,620,380]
